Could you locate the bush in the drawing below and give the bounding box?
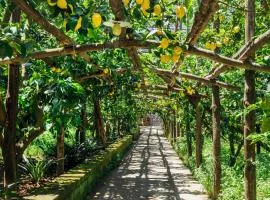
[19,156,53,183]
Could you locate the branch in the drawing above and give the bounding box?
[152,68,241,91]
[12,0,72,45]
[0,96,6,127]
[0,40,157,65]
[206,29,270,79]
[187,46,270,73]
[185,0,218,46]
[13,0,98,67]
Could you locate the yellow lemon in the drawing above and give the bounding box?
[142,0,150,11]
[176,5,186,19]
[122,0,129,7]
[57,0,67,9]
[233,26,240,34]
[74,16,82,31]
[172,54,180,63]
[223,37,229,45]
[153,4,162,16]
[103,68,109,74]
[48,0,57,6]
[112,23,122,36]
[63,19,67,28]
[173,46,183,55]
[92,13,102,28]
[141,8,148,16]
[186,87,194,95]
[205,41,211,49]
[136,0,143,5]
[219,15,225,21]
[159,38,169,49]
[160,54,171,63]
[210,42,217,51]
[52,67,56,72]
[156,28,163,35]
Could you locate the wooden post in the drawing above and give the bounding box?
[185,104,192,157]
[3,8,21,187]
[244,0,256,199]
[195,101,202,168]
[93,97,106,146]
[212,85,221,199]
[57,126,65,175]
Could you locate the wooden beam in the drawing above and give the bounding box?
[152,68,241,91]
[0,40,157,65]
[188,46,270,73]
[206,29,270,79]
[186,0,218,46]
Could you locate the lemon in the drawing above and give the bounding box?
[219,15,225,21]
[156,28,163,35]
[122,0,129,7]
[103,68,109,74]
[186,87,194,95]
[92,13,102,28]
[205,41,212,49]
[173,46,183,55]
[153,4,162,16]
[233,26,240,34]
[112,24,122,36]
[74,16,82,31]
[48,0,56,6]
[63,19,67,28]
[223,37,229,45]
[141,8,148,16]
[172,54,180,63]
[176,5,186,19]
[160,54,171,63]
[136,0,143,5]
[57,0,67,9]
[142,0,150,11]
[159,38,169,49]
[210,42,217,51]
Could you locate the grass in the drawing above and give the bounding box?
[174,137,270,200]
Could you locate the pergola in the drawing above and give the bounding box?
[0,0,269,199]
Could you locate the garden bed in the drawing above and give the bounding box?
[22,134,134,200]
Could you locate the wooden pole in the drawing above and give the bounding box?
[56,126,65,175]
[2,8,21,187]
[244,0,256,199]
[212,85,221,199]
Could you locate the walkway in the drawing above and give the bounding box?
[88,126,209,200]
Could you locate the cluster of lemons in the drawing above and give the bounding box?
[51,67,62,73]
[204,26,239,51]
[157,5,186,63]
[159,38,184,64]
[48,0,102,32]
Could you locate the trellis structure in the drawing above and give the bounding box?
[0,0,269,199]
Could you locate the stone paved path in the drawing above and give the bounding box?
[88,126,209,200]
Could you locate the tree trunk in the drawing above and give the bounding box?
[244,0,256,199]
[212,85,221,199]
[185,104,192,157]
[195,102,202,168]
[93,97,106,146]
[2,9,21,187]
[76,108,87,144]
[57,126,65,176]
